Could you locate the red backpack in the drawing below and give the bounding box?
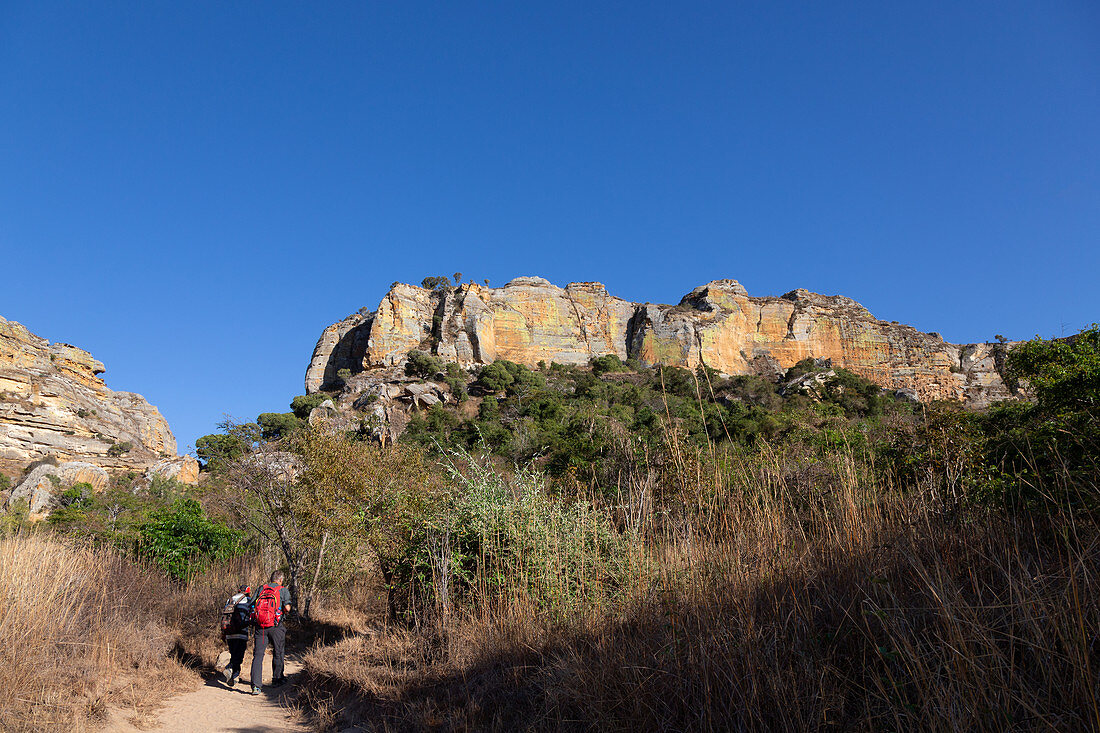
[252,585,283,629]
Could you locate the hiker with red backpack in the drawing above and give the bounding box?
[249,570,293,695]
[220,584,252,687]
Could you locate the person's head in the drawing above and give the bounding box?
[269,570,285,585]
[238,583,251,595]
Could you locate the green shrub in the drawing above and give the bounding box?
[1006,324,1099,413]
[980,324,1100,510]
[195,433,247,467]
[106,441,133,457]
[420,275,452,291]
[136,498,242,581]
[46,483,96,527]
[590,354,628,376]
[406,350,443,378]
[444,362,468,402]
[474,361,514,393]
[257,412,302,440]
[0,475,9,492]
[291,394,333,419]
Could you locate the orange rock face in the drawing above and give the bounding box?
[307,277,1015,406]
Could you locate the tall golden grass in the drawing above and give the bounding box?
[303,442,1100,731]
[0,534,191,730]
[0,534,276,731]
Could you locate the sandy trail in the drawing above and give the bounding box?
[108,649,310,733]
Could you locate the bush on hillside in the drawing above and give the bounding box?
[590,354,629,376]
[292,393,334,419]
[406,350,443,378]
[195,432,249,467]
[258,411,302,440]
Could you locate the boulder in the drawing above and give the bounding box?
[9,461,110,514]
[146,455,200,485]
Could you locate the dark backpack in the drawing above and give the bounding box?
[252,585,283,629]
[221,595,252,635]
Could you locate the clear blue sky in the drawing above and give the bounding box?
[2,2,1098,452]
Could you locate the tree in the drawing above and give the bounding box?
[291,394,332,420]
[287,429,446,619]
[257,412,301,440]
[1006,324,1099,413]
[137,498,242,581]
[195,432,249,468]
[453,272,462,284]
[590,354,627,376]
[421,275,452,291]
[982,324,1100,510]
[474,361,514,393]
[406,350,443,378]
[214,422,446,620]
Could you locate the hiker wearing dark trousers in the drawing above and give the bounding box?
[250,571,293,695]
[221,584,252,687]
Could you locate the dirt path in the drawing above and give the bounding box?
[107,649,310,733]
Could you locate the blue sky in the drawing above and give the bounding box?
[2,2,1097,451]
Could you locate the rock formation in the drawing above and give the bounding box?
[307,277,1016,408]
[1,316,196,512]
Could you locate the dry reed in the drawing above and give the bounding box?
[303,443,1100,732]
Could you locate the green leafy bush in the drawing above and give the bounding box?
[406,350,443,378]
[195,433,248,467]
[291,394,333,419]
[444,362,468,402]
[258,412,302,440]
[136,498,242,580]
[474,361,514,393]
[106,441,133,457]
[420,275,452,291]
[590,354,628,376]
[980,324,1100,510]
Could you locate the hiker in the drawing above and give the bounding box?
[220,584,252,687]
[249,570,293,695]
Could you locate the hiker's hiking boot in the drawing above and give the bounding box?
[251,686,262,696]
[223,665,233,685]
[270,676,287,687]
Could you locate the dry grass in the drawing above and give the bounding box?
[0,533,198,731]
[302,445,1100,732]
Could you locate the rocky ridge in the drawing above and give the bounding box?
[1,316,196,513]
[306,277,1016,411]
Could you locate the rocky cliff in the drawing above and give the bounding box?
[307,277,1016,406]
[0,316,195,501]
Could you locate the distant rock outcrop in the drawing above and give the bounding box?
[1,316,195,513]
[307,277,1017,407]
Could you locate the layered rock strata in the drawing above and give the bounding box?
[0,316,186,481]
[307,277,1016,407]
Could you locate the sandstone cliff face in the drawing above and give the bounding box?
[0,316,180,477]
[307,277,1015,406]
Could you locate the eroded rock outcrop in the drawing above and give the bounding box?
[307,277,1016,407]
[1,316,192,505]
